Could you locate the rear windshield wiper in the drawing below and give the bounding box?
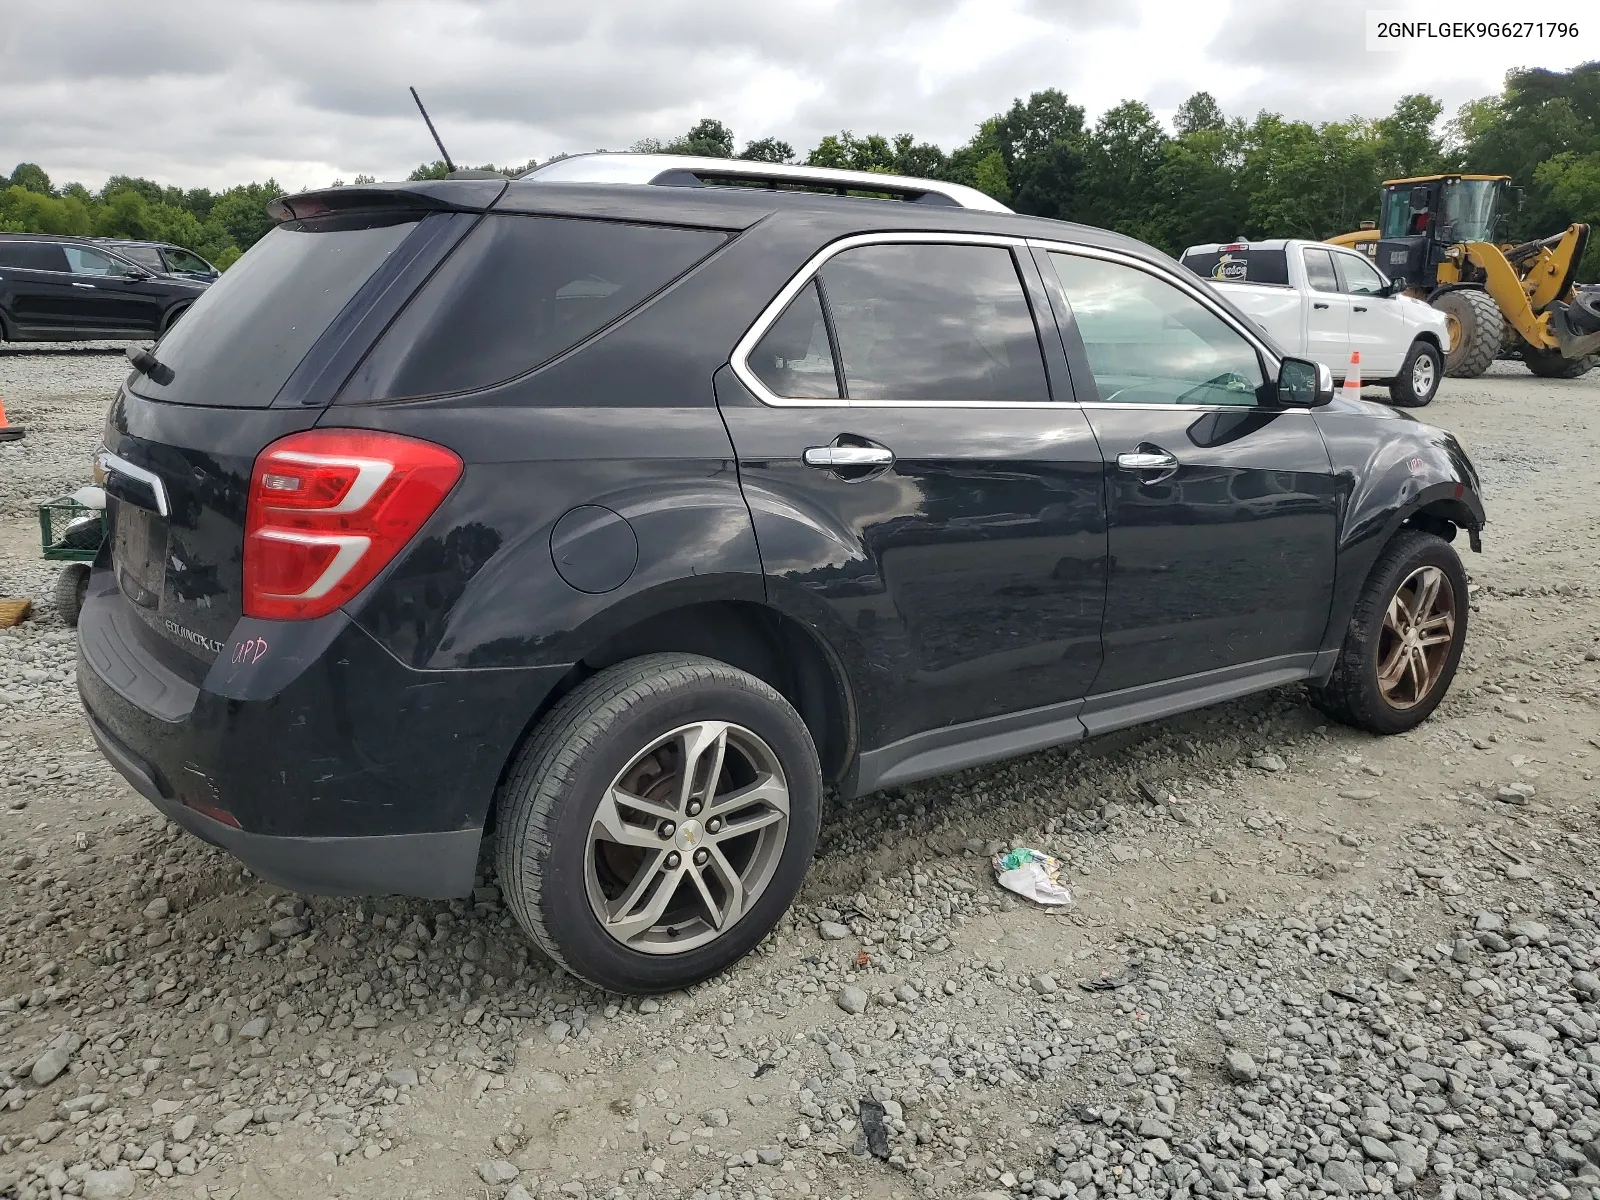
[126,344,174,384]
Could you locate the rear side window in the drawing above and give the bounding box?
[119,246,168,272]
[1302,247,1340,293]
[816,243,1049,402]
[750,280,841,399]
[0,241,69,272]
[128,215,420,409]
[349,216,728,400]
[1181,248,1290,286]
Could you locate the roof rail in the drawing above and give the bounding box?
[520,153,1012,213]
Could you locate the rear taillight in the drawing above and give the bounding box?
[243,429,462,620]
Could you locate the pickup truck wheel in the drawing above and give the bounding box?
[1310,531,1468,735]
[1432,289,1502,378]
[1388,341,1442,407]
[495,652,821,994]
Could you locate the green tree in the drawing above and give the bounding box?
[1373,93,1445,180]
[408,160,451,180]
[739,137,794,164]
[1534,150,1600,278]
[9,163,53,195]
[1079,100,1169,241]
[208,180,285,251]
[664,119,735,158]
[1173,92,1226,137]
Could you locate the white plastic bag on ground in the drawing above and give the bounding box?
[991,847,1074,906]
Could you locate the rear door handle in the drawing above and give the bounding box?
[72,282,96,289]
[1352,305,1367,313]
[804,445,894,469]
[1312,302,1330,310]
[1116,450,1179,472]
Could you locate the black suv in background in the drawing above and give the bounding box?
[0,233,210,342]
[78,156,1485,993]
[91,238,220,282]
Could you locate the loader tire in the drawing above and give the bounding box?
[1432,289,1503,378]
[1521,348,1597,379]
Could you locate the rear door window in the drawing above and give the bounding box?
[347,216,728,400]
[1302,248,1340,293]
[0,242,69,272]
[749,280,841,399]
[63,245,134,276]
[116,246,168,273]
[815,243,1049,402]
[127,215,421,408]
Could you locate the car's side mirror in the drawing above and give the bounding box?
[1276,357,1334,408]
[1380,276,1406,297]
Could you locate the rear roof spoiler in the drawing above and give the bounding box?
[268,177,508,223]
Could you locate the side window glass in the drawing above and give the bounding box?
[749,280,841,399]
[0,242,70,272]
[1335,252,1386,296]
[1302,248,1340,293]
[63,245,128,276]
[1048,252,1266,408]
[817,244,1049,402]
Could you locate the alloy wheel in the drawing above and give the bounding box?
[585,721,790,954]
[1411,353,1436,399]
[1376,565,1456,709]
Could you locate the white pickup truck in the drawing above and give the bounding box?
[1180,238,1451,407]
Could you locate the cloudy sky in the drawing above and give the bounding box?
[2,0,1595,192]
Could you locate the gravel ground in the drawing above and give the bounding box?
[0,347,1598,1200]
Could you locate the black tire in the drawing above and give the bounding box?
[1388,340,1443,407]
[1521,348,1597,379]
[1431,289,1503,378]
[495,652,822,994]
[160,304,191,336]
[1309,530,1468,735]
[54,564,90,628]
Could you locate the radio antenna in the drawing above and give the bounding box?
[409,87,456,173]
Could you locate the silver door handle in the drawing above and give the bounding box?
[1116,451,1178,472]
[803,446,894,468]
[72,282,96,289]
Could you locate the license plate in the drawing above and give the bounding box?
[111,499,168,610]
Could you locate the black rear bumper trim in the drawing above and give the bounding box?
[87,707,481,898]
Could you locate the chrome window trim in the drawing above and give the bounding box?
[729,230,1309,415]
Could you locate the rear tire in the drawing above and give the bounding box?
[1521,347,1597,379]
[495,653,821,994]
[1388,340,1443,407]
[1432,289,1502,378]
[54,564,90,628]
[1309,530,1468,735]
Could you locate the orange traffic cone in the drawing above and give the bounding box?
[1340,350,1362,399]
[0,392,23,443]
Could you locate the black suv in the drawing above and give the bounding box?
[90,238,220,282]
[78,156,1485,993]
[0,233,209,342]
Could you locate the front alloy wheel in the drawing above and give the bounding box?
[496,653,821,994]
[586,721,790,954]
[1374,565,1456,709]
[1310,530,1469,734]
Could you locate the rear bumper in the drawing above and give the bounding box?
[77,569,564,898]
[86,706,481,897]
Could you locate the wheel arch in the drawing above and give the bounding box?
[159,302,192,335]
[484,599,858,833]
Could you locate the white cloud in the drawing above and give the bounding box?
[0,0,1589,192]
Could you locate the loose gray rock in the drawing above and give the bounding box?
[238,1016,269,1039]
[1251,752,1286,773]
[477,1160,520,1184]
[213,1108,253,1136]
[1223,1049,1259,1082]
[31,1045,72,1085]
[837,986,868,1015]
[819,921,850,941]
[141,896,170,920]
[82,1167,136,1200]
[171,1114,197,1142]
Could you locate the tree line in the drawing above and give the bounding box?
[5,61,1596,277]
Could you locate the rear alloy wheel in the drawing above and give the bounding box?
[1310,530,1468,735]
[1431,289,1503,378]
[1388,340,1443,407]
[495,653,821,994]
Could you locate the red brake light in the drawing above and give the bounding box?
[243,429,462,620]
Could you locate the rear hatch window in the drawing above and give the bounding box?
[1181,248,1289,286]
[126,214,420,408]
[339,215,728,401]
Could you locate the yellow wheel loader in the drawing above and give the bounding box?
[1329,174,1600,379]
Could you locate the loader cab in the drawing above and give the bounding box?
[1371,175,1512,291]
